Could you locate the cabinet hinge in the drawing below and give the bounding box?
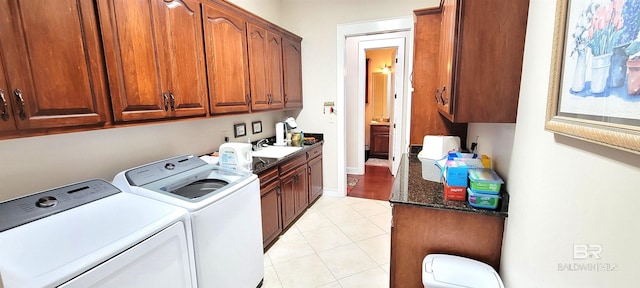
[395,58,398,63]
[393,123,396,128]
[392,156,395,161]
[394,94,397,99]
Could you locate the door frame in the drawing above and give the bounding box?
[354,37,407,175]
[336,17,414,197]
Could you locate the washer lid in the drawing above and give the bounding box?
[423,254,503,288]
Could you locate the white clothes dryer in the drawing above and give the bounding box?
[113,154,264,288]
[0,179,196,288]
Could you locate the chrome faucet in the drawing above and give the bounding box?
[255,138,269,151]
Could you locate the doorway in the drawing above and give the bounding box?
[337,17,414,198]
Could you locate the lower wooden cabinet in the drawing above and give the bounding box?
[370,124,390,158]
[260,175,282,248]
[307,152,323,204]
[259,144,323,249]
[390,204,505,287]
[280,159,308,229]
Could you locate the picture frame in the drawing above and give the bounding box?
[252,121,263,134]
[234,123,246,138]
[546,0,640,154]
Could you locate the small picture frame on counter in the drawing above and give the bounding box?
[252,121,262,134]
[234,123,246,138]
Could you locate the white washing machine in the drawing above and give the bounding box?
[112,154,264,288]
[0,179,196,288]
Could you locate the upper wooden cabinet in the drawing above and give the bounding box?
[267,30,285,109]
[0,0,109,130]
[247,23,284,111]
[283,36,303,109]
[0,52,16,133]
[409,8,467,146]
[0,0,303,140]
[433,0,529,123]
[202,3,251,115]
[98,0,207,122]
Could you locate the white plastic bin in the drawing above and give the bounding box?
[422,254,504,288]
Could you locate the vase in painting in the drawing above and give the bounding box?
[627,58,640,95]
[590,53,612,94]
[570,49,587,92]
[608,44,630,88]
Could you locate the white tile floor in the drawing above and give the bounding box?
[263,195,392,288]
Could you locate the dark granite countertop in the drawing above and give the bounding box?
[389,154,509,217]
[251,140,324,174]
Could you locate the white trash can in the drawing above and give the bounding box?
[422,254,504,288]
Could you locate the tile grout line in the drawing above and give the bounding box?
[266,196,392,288]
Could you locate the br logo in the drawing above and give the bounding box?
[573,244,602,260]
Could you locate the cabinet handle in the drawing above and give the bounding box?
[163,92,169,111]
[285,95,288,103]
[277,187,281,196]
[169,91,176,111]
[268,94,272,104]
[14,89,26,119]
[439,85,446,105]
[246,94,251,105]
[434,88,440,104]
[0,89,8,121]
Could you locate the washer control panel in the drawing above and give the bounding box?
[125,155,208,186]
[0,179,120,232]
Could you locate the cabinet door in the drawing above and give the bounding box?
[293,165,308,215]
[0,0,109,129]
[409,9,468,146]
[247,23,270,111]
[436,0,458,117]
[202,4,251,114]
[280,169,297,229]
[98,0,167,122]
[370,125,390,158]
[156,0,207,118]
[260,179,282,249]
[266,30,284,109]
[308,155,323,204]
[283,37,303,109]
[0,54,16,133]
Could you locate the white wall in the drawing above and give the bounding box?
[471,0,640,286]
[281,0,439,190]
[226,0,282,25]
[0,111,284,201]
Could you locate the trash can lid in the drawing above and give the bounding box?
[422,254,504,288]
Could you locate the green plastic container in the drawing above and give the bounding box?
[467,188,501,210]
[468,169,503,194]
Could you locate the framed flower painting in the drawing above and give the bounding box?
[547,0,640,154]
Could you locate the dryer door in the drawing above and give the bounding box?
[61,222,194,288]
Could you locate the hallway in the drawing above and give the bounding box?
[347,161,395,201]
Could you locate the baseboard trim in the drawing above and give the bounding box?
[346,167,364,175]
[322,187,344,197]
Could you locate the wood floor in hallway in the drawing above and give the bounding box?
[347,164,395,201]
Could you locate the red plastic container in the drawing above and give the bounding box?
[444,181,466,201]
